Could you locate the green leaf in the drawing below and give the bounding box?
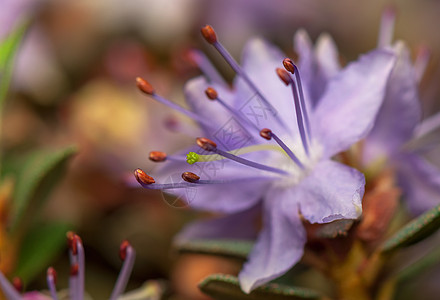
[199,274,323,300]
[380,204,440,253]
[176,239,253,260]
[10,145,77,231]
[396,245,440,283]
[0,22,27,108]
[14,222,72,282]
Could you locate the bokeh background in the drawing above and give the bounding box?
[2,0,440,299]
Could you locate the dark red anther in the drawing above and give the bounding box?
[276,68,291,86]
[136,77,155,95]
[149,151,167,162]
[47,267,57,285]
[182,172,200,183]
[205,87,218,100]
[70,263,79,276]
[260,128,273,140]
[196,137,217,151]
[12,277,23,293]
[201,25,217,44]
[119,240,130,261]
[283,58,295,74]
[134,169,155,185]
[67,231,78,255]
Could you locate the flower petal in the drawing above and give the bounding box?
[364,42,421,162]
[293,29,316,105]
[175,204,261,244]
[238,195,306,293]
[396,153,440,215]
[315,33,341,82]
[297,160,364,223]
[313,49,395,158]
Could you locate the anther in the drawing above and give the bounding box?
[205,87,218,100]
[260,128,272,140]
[67,231,78,255]
[283,58,295,74]
[276,68,292,86]
[119,240,130,261]
[12,277,22,293]
[134,169,155,185]
[196,137,217,151]
[47,267,57,285]
[70,264,79,276]
[182,172,200,183]
[136,77,155,95]
[201,25,217,44]
[149,151,167,162]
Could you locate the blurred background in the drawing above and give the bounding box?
[1,0,440,299]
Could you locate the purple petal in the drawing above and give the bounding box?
[395,153,440,215]
[238,195,306,293]
[363,42,421,162]
[293,30,316,105]
[315,33,341,82]
[313,49,395,158]
[297,160,364,223]
[175,204,260,244]
[234,38,299,136]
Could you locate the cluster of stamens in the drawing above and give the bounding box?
[135,25,316,190]
[0,232,136,300]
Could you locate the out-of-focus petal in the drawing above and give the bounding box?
[313,50,395,158]
[396,153,440,215]
[315,33,341,81]
[364,42,421,162]
[238,196,305,293]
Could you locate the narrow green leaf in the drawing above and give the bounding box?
[10,145,77,231]
[14,222,72,282]
[0,22,27,108]
[396,245,440,283]
[176,239,253,260]
[380,204,440,253]
[199,274,323,300]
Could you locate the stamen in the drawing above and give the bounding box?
[377,7,396,48]
[414,45,430,83]
[260,129,305,169]
[47,267,59,300]
[149,151,167,162]
[0,271,22,300]
[187,49,227,85]
[134,169,156,185]
[109,241,136,300]
[276,67,310,156]
[201,25,283,126]
[182,172,200,183]
[12,277,22,293]
[136,77,213,128]
[67,232,85,300]
[196,138,288,175]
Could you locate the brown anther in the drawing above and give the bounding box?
[136,77,155,95]
[201,25,217,44]
[134,169,155,185]
[119,240,130,261]
[260,128,273,140]
[205,87,218,100]
[196,137,217,151]
[283,58,295,74]
[182,172,200,183]
[66,231,78,255]
[276,68,291,86]
[70,264,79,276]
[12,277,23,293]
[47,267,57,285]
[149,151,167,162]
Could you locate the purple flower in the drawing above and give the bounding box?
[0,232,136,300]
[361,8,440,215]
[135,26,395,292]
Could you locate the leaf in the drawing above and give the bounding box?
[396,244,440,283]
[14,222,72,282]
[0,22,27,109]
[199,274,323,300]
[176,239,253,260]
[380,204,440,253]
[118,280,168,300]
[10,145,77,232]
